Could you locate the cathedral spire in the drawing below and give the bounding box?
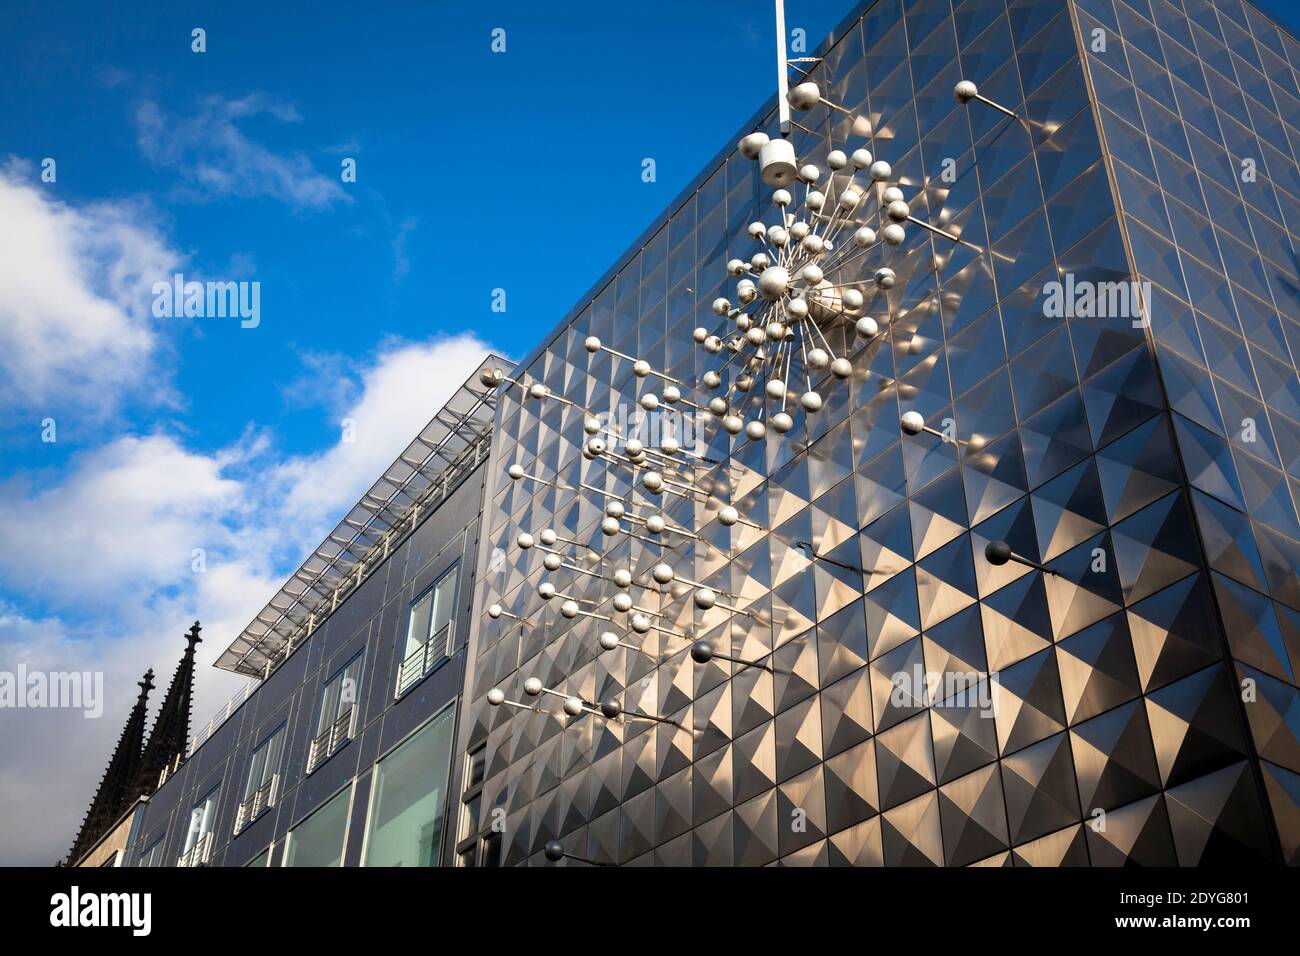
[66,669,154,865]
[136,621,202,796]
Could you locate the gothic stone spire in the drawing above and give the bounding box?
[136,621,202,797]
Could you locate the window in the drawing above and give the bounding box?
[178,789,218,867]
[235,726,285,833]
[396,566,459,696]
[138,839,164,868]
[361,707,456,867]
[455,745,498,867]
[283,787,351,867]
[244,848,270,867]
[308,654,363,773]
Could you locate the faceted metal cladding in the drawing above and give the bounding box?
[459,0,1300,867]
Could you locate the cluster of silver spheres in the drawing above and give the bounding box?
[692,125,910,441]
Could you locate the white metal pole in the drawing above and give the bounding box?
[776,0,790,135]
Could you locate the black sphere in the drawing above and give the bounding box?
[690,640,715,664]
[985,540,1012,566]
[544,841,565,862]
[600,700,622,719]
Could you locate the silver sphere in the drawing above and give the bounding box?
[745,327,767,346]
[790,221,810,241]
[703,371,722,390]
[854,226,877,248]
[652,563,675,584]
[704,335,723,354]
[586,437,606,456]
[480,367,504,387]
[772,188,792,207]
[882,185,905,204]
[788,81,821,111]
[613,568,633,589]
[538,581,557,599]
[772,411,794,433]
[801,391,824,412]
[954,80,979,103]
[736,372,754,391]
[787,296,809,319]
[543,553,562,571]
[625,438,645,456]
[646,514,667,534]
[693,327,709,343]
[851,148,872,169]
[806,190,826,211]
[839,189,863,211]
[887,199,910,222]
[843,288,865,311]
[633,359,651,378]
[661,435,680,454]
[708,397,728,416]
[800,263,824,285]
[663,384,682,403]
[807,348,830,369]
[640,393,660,411]
[613,592,633,613]
[694,588,718,610]
[523,678,544,696]
[605,500,625,518]
[748,221,767,240]
[507,463,525,480]
[750,252,771,272]
[831,357,853,379]
[722,415,744,434]
[712,297,731,316]
[883,223,906,245]
[900,411,926,435]
[517,532,535,550]
[563,696,585,717]
[766,378,787,400]
[584,335,602,352]
[875,268,897,289]
[642,471,664,493]
[768,225,789,247]
[528,383,548,400]
[601,516,621,536]
[765,322,785,342]
[827,149,847,169]
[631,613,651,634]
[746,420,767,441]
[487,688,506,706]
[727,258,747,277]
[758,266,791,300]
[801,234,826,256]
[798,164,821,184]
[599,632,621,651]
[560,599,580,619]
[488,603,503,619]
[739,131,770,160]
[869,160,892,181]
[719,505,740,527]
[540,528,557,546]
[856,316,879,337]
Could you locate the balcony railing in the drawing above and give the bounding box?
[233,774,278,834]
[177,831,213,868]
[395,624,452,697]
[307,708,355,774]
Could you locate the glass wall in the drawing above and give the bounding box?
[362,708,457,867]
[283,786,351,867]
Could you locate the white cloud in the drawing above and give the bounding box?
[0,163,182,416]
[0,334,496,864]
[136,94,349,210]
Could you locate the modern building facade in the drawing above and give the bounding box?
[455,0,1300,867]
[85,357,503,867]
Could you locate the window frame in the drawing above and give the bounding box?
[395,564,460,697]
[308,652,364,774]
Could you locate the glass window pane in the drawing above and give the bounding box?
[361,709,456,867]
[405,592,432,658]
[283,787,351,867]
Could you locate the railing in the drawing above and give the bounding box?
[177,831,214,868]
[233,774,278,834]
[187,679,259,759]
[307,709,354,774]
[394,624,452,697]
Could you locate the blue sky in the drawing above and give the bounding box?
[0,0,859,865]
[1,0,1297,865]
